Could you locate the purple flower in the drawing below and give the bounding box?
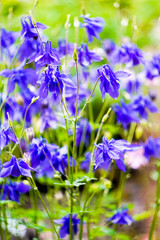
[143,137,160,160]
[29,137,58,168]
[76,118,92,147]
[103,39,116,56]
[145,54,160,80]
[80,152,91,172]
[112,99,139,129]
[132,95,158,119]
[21,16,47,39]
[78,43,102,67]
[0,67,38,94]
[0,156,35,178]
[125,78,141,94]
[95,136,139,172]
[0,180,31,203]
[108,208,134,225]
[55,214,80,238]
[37,65,76,99]
[28,41,61,67]
[112,42,144,67]
[97,64,130,100]
[40,110,57,133]
[0,124,18,150]
[81,15,105,42]
[57,39,74,58]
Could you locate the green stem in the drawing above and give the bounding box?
[79,108,111,240]
[0,207,5,240]
[149,165,160,240]
[29,177,60,239]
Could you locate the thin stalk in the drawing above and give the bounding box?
[149,165,160,240]
[29,177,60,239]
[79,108,111,240]
[0,207,5,240]
[65,119,71,180]
[77,75,102,120]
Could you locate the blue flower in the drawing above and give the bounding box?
[112,99,140,129]
[125,78,141,94]
[143,137,160,160]
[37,65,76,99]
[0,123,18,150]
[21,16,47,39]
[78,43,102,67]
[0,156,35,178]
[108,208,134,225]
[132,95,158,119]
[113,42,144,67]
[95,136,139,172]
[28,41,61,67]
[103,39,116,56]
[145,54,160,80]
[55,214,80,238]
[80,152,91,172]
[81,15,105,42]
[76,119,92,147]
[97,64,130,100]
[0,67,38,94]
[57,39,74,58]
[0,180,31,203]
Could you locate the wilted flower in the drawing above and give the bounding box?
[81,15,105,42]
[55,214,80,238]
[95,136,139,172]
[107,208,134,225]
[28,41,61,67]
[143,137,160,160]
[78,43,102,67]
[112,99,139,129]
[97,64,130,100]
[0,181,31,203]
[0,123,18,150]
[0,156,35,178]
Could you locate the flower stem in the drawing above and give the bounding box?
[29,177,60,239]
[149,165,160,240]
[79,108,111,240]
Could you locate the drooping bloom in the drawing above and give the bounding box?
[57,39,74,58]
[145,54,160,80]
[37,65,76,99]
[81,15,105,42]
[107,208,134,225]
[0,67,38,94]
[132,95,158,119]
[103,39,116,56]
[112,42,144,67]
[28,41,61,67]
[20,16,47,39]
[125,78,141,94]
[95,136,139,172]
[0,123,18,150]
[143,137,160,160]
[112,99,139,129]
[0,181,31,203]
[0,156,35,178]
[78,43,102,67]
[76,118,92,147]
[55,214,80,238]
[97,64,130,100]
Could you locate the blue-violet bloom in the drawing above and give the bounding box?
[108,208,134,225]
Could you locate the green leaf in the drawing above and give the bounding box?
[134,210,153,221]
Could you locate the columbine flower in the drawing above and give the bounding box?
[125,78,141,94]
[95,136,139,172]
[28,41,61,67]
[76,118,92,147]
[37,65,76,99]
[81,15,105,42]
[0,181,31,203]
[0,123,18,150]
[0,67,38,94]
[112,99,139,129]
[132,95,158,119]
[103,39,116,56]
[78,43,102,67]
[143,137,160,160]
[107,208,134,225]
[55,214,80,238]
[0,156,35,178]
[21,16,47,39]
[57,39,74,58]
[145,54,160,80]
[112,42,144,67]
[97,64,130,100]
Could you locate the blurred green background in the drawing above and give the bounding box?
[1,0,160,49]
